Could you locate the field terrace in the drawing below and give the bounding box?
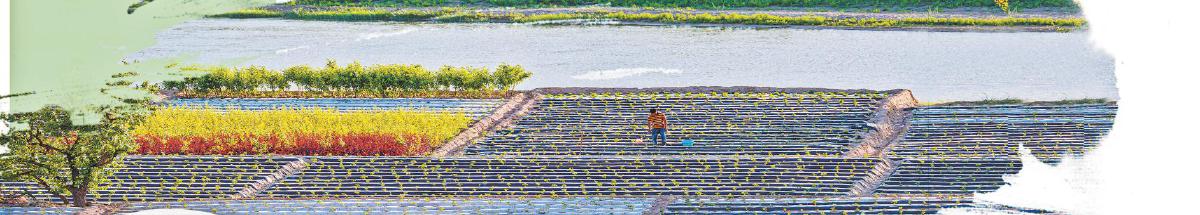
[118,198,657,214]
[886,105,1116,161]
[130,96,516,157]
[0,87,1111,214]
[2,157,303,204]
[466,87,897,156]
[875,104,1116,195]
[259,156,882,198]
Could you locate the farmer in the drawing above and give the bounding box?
[648,108,668,145]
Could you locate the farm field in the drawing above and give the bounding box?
[110,196,1034,214]
[0,207,79,214]
[119,198,657,214]
[887,104,1116,162]
[470,91,888,156]
[2,87,1115,214]
[110,61,526,157]
[3,157,302,203]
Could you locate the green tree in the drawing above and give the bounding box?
[0,105,143,207]
[459,66,493,91]
[1,70,153,207]
[492,63,532,91]
[399,65,436,92]
[435,66,468,91]
[283,65,319,91]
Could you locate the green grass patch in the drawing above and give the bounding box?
[512,13,590,22]
[209,9,284,18]
[1027,98,1112,106]
[289,8,399,21]
[900,17,1084,26]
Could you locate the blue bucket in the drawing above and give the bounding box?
[681,139,694,146]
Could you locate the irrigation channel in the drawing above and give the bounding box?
[130,18,1116,102]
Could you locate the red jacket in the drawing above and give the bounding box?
[648,113,668,129]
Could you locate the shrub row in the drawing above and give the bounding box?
[162,60,532,96]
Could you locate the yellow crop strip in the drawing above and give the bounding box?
[133,107,472,145]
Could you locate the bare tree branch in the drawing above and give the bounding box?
[128,0,155,14]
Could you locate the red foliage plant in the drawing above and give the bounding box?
[135,133,434,156]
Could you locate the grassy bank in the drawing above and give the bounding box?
[212,8,1084,29]
[291,0,1077,11]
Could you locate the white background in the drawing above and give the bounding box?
[3,0,1200,214]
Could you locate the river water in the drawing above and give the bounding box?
[130,19,1116,102]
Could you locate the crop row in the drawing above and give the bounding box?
[290,0,1078,10]
[120,198,654,214]
[162,60,531,98]
[131,107,470,156]
[135,133,434,156]
[212,8,1085,28]
[115,197,980,214]
[259,157,881,198]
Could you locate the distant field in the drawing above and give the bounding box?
[291,0,1078,10]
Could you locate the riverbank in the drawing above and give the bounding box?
[930,98,1116,106]
[214,5,1085,32]
[288,0,1078,12]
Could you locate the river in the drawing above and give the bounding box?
[130,19,1117,102]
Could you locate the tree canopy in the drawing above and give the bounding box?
[0,105,143,206]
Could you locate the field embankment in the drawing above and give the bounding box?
[214,1,1085,32]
